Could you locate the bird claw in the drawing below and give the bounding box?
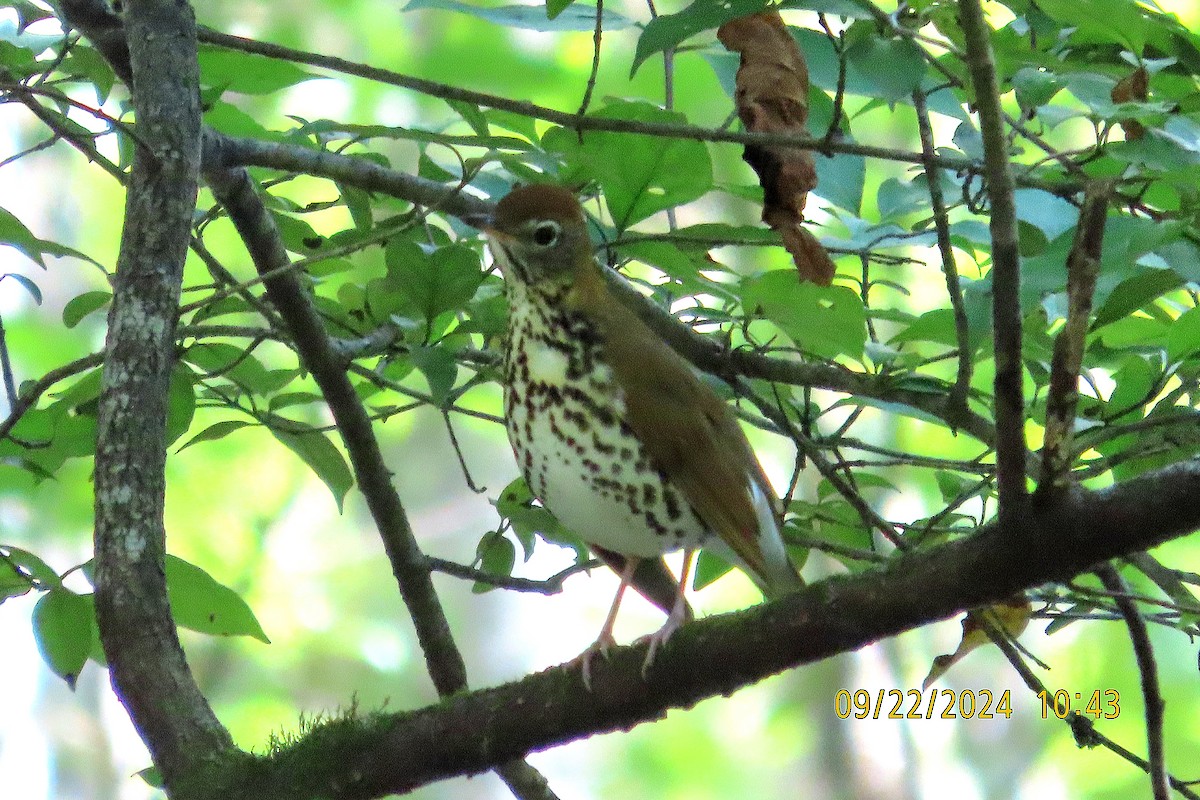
[578,634,617,691]
[640,600,688,679]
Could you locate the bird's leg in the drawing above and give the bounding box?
[579,556,637,690]
[642,549,694,677]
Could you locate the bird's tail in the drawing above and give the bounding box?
[708,479,803,599]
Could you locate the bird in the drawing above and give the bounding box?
[483,183,801,685]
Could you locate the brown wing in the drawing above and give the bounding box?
[570,266,787,588]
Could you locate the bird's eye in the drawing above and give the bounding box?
[531,220,561,248]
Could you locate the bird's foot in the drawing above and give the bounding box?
[578,632,618,691]
[640,597,689,678]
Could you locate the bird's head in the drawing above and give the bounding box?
[484,184,593,287]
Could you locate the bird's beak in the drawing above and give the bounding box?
[481,225,517,248]
[459,210,492,231]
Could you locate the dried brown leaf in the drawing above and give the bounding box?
[1111,66,1149,141]
[718,11,833,285]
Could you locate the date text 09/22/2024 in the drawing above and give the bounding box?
[834,689,1121,720]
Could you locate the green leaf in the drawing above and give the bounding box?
[4,1,54,31]
[1167,306,1200,363]
[548,100,713,230]
[50,368,103,412]
[1013,189,1078,242]
[204,100,289,142]
[0,206,56,268]
[1012,67,1065,109]
[693,549,735,590]
[272,429,354,511]
[410,345,459,407]
[843,36,927,103]
[638,0,868,78]
[387,241,483,320]
[1094,315,1169,349]
[0,556,34,601]
[633,0,769,76]
[546,0,575,19]
[891,308,957,347]
[136,766,164,788]
[0,545,62,590]
[60,45,116,102]
[813,499,873,554]
[33,589,96,689]
[473,532,516,593]
[495,477,583,557]
[877,177,931,223]
[1091,268,1182,329]
[269,392,326,412]
[742,271,866,359]
[176,420,254,452]
[933,471,984,504]
[198,46,319,95]
[0,544,60,601]
[1,272,41,304]
[1106,355,1156,421]
[1036,0,1154,51]
[817,471,897,500]
[464,285,510,341]
[165,555,270,643]
[184,342,293,393]
[403,0,631,31]
[62,290,111,328]
[166,366,197,447]
[813,150,865,215]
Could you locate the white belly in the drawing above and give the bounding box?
[507,338,710,558]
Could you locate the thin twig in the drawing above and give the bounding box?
[442,410,486,493]
[8,84,127,182]
[348,363,504,425]
[817,14,847,148]
[194,26,1086,194]
[0,132,61,169]
[744,380,904,547]
[427,556,599,594]
[575,0,603,119]
[1096,564,1169,800]
[12,84,283,335]
[178,208,425,315]
[203,159,469,689]
[0,352,105,442]
[980,611,1197,799]
[913,89,971,417]
[0,312,18,409]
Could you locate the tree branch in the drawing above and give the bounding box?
[1096,565,1170,800]
[192,26,1094,199]
[426,556,600,595]
[958,0,1028,523]
[200,139,559,800]
[1039,182,1109,490]
[195,130,1000,444]
[203,460,1200,799]
[89,0,234,789]
[201,143,466,692]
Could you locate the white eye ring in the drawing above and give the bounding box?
[531,220,561,248]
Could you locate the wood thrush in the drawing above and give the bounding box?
[484,184,800,684]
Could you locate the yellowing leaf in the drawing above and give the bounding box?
[923,595,1031,688]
